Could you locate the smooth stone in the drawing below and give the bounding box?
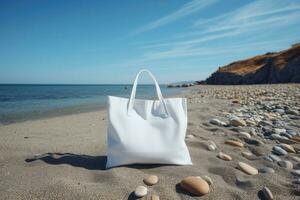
[244,138,264,146]
[286,130,297,137]
[278,144,296,153]
[262,186,274,200]
[242,151,253,157]
[274,128,286,134]
[143,175,158,186]
[291,170,300,176]
[225,140,244,148]
[249,147,264,156]
[134,186,148,197]
[259,167,275,173]
[238,162,258,175]
[210,118,226,126]
[263,156,274,162]
[207,144,216,151]
[201,176,213,186]
[292,178,300,184]
[186,134,195,139]
[281,133,292,139]
[291,136,300,142]
[269,154,282,162]
[259,120,273,127]
[287,109,299,115]
[270,134,282,140]
[230,117,247,127]
[208,140,217,148]
[292,156,300,163]
[277,138,295,144]
[272,146,288,156]
[180,176,210,196]
[278,161,293,170]
[275,109,285,114]
[218,152,232,161]
[239,132,251,139]
[151,194,160,200]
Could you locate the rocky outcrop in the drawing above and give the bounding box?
[205,44,300,84]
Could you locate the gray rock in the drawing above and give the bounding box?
[278,160,293,170]
[291,170,300,176]
[270,134,282,140]
[292,178,300,184]
[292,156,300,163]
[269,154,282,162]
[263,156,273,162]
[275,109,285,114]
[272,146,288,156]
[210,118,226,126]
[230,116,247,127]
[262,186,274,200]
[286,130,297,137]
[259,167,275,174]
[259,120,273,127]
[274,128,286,134]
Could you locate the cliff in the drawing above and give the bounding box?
[205,43,300,84]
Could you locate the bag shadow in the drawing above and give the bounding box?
[25,153,175,170]
[25,153,107,170]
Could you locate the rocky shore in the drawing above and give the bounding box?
[205,44,300,85]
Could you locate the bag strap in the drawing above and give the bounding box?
[127,69,169,116]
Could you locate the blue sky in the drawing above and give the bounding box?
[1,0,300,84]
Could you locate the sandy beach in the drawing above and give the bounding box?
[1,84,300,200]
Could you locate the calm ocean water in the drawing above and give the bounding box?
[0,84,186,125]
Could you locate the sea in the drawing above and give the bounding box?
[0,84,187,125]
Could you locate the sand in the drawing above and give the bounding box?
[0,84,300,199]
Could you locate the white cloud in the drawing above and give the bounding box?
[132,0,300,61]
[133,0,218,34]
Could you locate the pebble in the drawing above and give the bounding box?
[201,176,213,185]
[286,130,297,137]
[210,118,226,126]
[269,154,282,162]
[292,156,300,163]
[230,117,247,127]
[292,136,300,142]
[180,176,210,196]
[225,140,244,148]
[241,151,255,160]
[151,194,160,200]
[186,134,195,139]
[278,144,296,153]
[270,134,282,140]
[292,178,300,184]
[250,147,264,156]
[244,138,264,146]
[217,152,232,161]
[238,162,258,175]
[134,186,147,197]
[259,167,275,174]
[272,146,288,156]
[263,156,274,162]
[291,170,300,176]
[274,128,286,134]
[262,186,274,200]
[143,175,158,186]
[239,132,251,138]
[207,144,216,151]
[278,161,293,170]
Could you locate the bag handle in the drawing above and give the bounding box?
[127,69,169,116]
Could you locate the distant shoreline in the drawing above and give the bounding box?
[0,86,189,126]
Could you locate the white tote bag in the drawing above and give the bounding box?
[106,69,192,168]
